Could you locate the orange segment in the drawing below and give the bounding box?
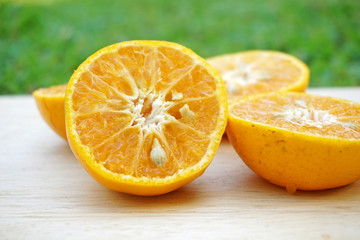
[65,40,228,196]
[226,92,360,193]
[207,50,309,102]
[33,84,67,140]
[75,111,133,147]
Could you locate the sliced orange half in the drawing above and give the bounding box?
[207,50,310,103]
[226,92,360,193]
[33,84,67,140]
[65,40,228,196]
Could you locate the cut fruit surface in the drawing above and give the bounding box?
[65,40,228,196]
[33,84,67,140]
[207,50,309,102]
[226,92,360,193]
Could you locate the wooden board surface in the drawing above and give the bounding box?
[1,87,360,239]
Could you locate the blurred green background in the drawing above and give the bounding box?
[1,0,360,94]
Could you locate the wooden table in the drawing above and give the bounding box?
[1,87,360,239]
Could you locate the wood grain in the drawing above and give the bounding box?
[1,88,360,240]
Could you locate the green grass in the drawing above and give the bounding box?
[1,0,360,94]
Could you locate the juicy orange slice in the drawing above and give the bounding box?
[226,92,360,193]
[207,50,309,102]
[33,84,67,140]
[65,40,228,196]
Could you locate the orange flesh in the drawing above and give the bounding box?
[71,45,219,178]
[35,84,67,97]
[33,84,67,140]
[208,51,307,99]
[231,93,360,139]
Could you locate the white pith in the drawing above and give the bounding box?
[125,89,198,166]
[277,100,356,129]
[131,91,175,135]
[222,62,271,94]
